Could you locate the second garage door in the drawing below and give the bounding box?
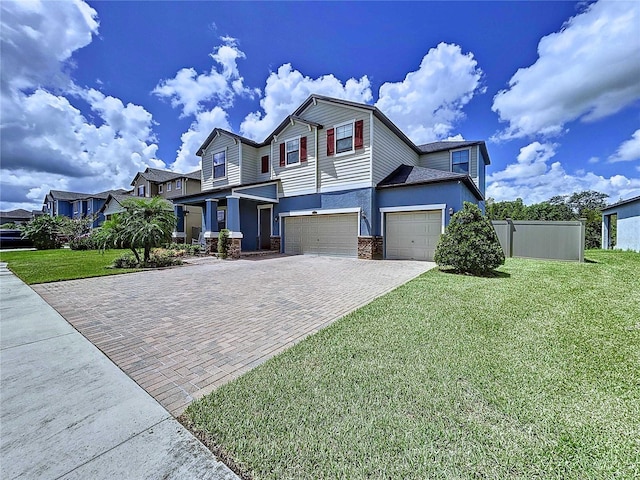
[284,213,358,257]
[385,210,442,261]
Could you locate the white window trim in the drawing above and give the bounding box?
[284,135,301,167]
[333,119,355,157]
[158,184,163,193]
[380,204,447,236]
[212,148,227,181]
[167,182,172,192]
[176,179,182,190]
[257,204,273,238]
[278,207,361,236]
[450,148,471,174]
[259,154,270,175]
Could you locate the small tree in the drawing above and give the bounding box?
[95,197,176,265]
[435,202,505,275]
[218,228,230,259]
[21,215,68,249]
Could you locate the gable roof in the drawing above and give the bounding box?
[195,94,492,165]
[44,188,131,204]
[98,192,135,214]
[602,194,640,212]
[377,164,484,200]
[0,209,32,219]
[131,168,201,186]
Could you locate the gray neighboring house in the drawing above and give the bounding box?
[602,194,640,252]
[0,209,42,225]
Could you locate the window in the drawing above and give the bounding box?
[327,120,363,156]
[213,151,226,179]
[286,138,299,165]
[158,184,163,193]
[336,123,353,154]
[176,179,182,189]
[261,155,269,174]
[137,185,145,197]
[452,150,470,174]
[167,182,172,192]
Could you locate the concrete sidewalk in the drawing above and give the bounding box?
[0,264,238,480]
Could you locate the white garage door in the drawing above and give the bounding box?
[385,210,442,261]
[284,213,358,257]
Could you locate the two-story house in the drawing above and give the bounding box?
[172,95,489,260]
[128,167,203,243]
[43,189,131,228]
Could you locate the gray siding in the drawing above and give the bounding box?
[372,116,419,184]
[201,134,240,191]
[273,121,317,197]
[301,101,371,191]
[256,145,272,183]
[419,147,478,179]
[241,144,259,184]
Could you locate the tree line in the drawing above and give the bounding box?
[486,190,609,249]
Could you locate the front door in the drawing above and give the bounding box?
[259,207,271,250]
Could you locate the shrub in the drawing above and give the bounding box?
[111,249,182,269]
[69,232,99,250]
[164,242,201,256]
[218,229,230,259]
[20,216,67,249]
[435,202,505,275]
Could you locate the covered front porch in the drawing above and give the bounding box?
[172,182,280,258]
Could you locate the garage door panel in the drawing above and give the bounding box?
[284,213,358,257]
[386,210,441,261]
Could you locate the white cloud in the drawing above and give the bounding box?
[609,129,640,163]
[0,0,163,211]
[153,37,259,117]
[375,43,484,144]
[239,64,372,141]
[172,108,231,173]
[588,156,600,164]
[486,141,640,204]
[492,0,640,140]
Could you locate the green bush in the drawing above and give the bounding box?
[164,243,201,256]
[20,216,67,249]
[218,229,230,259]
[435,202,505,275]
[111,249,182,269]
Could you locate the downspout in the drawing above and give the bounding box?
[315,125,319,192]
[238,141,243,185]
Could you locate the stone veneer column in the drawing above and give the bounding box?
[358,236,383,260]
[228,238,242,259]
[270,236,281,252]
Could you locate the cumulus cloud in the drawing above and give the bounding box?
[608,129,640,163]
[492,0,640,140]
[486,142,640,204]
[172,108,232,173]
[375,43,484,144]
[153,37,259,117]
[239,64,372,141]
[0,0,163,211]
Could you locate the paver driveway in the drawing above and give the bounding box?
[34,255,433,414]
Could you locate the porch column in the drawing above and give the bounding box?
[204,199,218,233]
[602,214,610,250]
[226,196,241,232]
[173,204,186,243]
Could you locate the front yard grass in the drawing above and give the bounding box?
[185,250,640,480]
[0,249,141,284]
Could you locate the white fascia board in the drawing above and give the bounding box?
[280,207,361,217]
[234,193,279,203]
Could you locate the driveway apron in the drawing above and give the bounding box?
[33,255,433,415]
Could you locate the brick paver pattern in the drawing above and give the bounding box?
[34,255,432,415]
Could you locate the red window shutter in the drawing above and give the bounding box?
[300,136,307,161]
[355,120,364,149]
[326,128,335,156]
[261,155,269,173]
[279,143,285,167]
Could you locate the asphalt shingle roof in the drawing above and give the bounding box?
[135,168,201,185]
[377,164,483,200]
[0,209,32,219]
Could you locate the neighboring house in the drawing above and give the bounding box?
[602,194,640,252]
[43,189,131,227]
[129,168,203,243]
[99,192,135,221]
[173,95,490,261]
[0,209,42,225]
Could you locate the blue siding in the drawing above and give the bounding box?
[235,183,277,200]
[57,201,73,218]
[239,200,259,251]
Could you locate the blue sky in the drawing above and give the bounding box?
[1,0,639,212]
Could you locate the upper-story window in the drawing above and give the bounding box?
[261,155,269,174]
[213,151,226,179]
[137,185,145,197]
[158,184,163,193]
[176,179,182,189]
[286,138,299,165]
[167,182,172,192]
[336,123,353,154]
[327,120,363,156]
[451,150,470,174]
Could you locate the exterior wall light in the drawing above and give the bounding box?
[448,207,454,216]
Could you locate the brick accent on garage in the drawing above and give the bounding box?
[270,236,281,252]
[358,236,383,260]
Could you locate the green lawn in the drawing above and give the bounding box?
[185,250,640,480]
[0,249,141,284]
